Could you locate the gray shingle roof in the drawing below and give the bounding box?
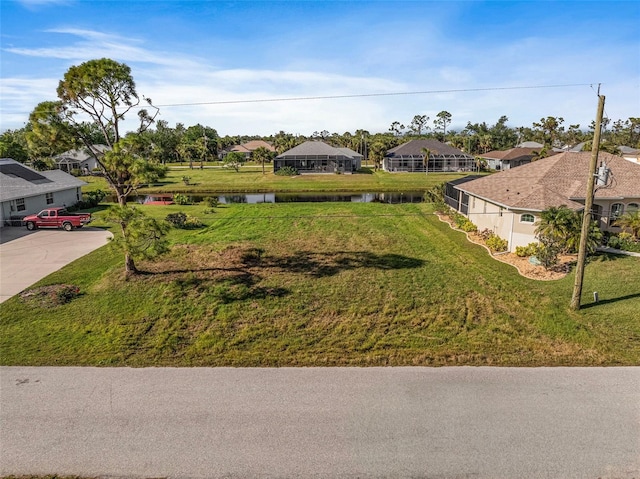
[277,141,358,158]
[481,147,558,162]
[55,144,109,162]
[0,158,86,202]
[455,152,640,212]
[385,140,472,158]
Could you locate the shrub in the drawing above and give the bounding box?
[275,166,298,176]
[165,212,187,228]
[204,196,219,208]
[485,234,508,253]
[515,242,540,258]
[607,232,640,252]
[183,215,203,228]
[182,176,191,185]
[536,242,562,270]
[165,212,202,229]
[459,219,477,233]
[68,189,106,210]
[477,229,494,241]
[70,168,82,177]
[173,193,190,205]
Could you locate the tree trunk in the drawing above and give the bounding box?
[124,253,138,276]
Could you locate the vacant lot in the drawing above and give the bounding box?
[1,202,639,366]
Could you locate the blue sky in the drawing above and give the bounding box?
[1,0,639,136]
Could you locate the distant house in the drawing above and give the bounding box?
[220,140,275,159]
[516,141,544,149]
[0,158,86,227]
[55,144,109,174]
[383,139,475,173]
[447,152,640,252]
[274,141,362,174]
[480,147,558,171]
[619,146,640,164]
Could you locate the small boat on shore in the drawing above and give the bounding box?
[143,195,174,205]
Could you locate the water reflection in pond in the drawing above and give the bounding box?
[129,192,426,204]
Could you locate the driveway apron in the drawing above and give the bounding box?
[0,227,112,303]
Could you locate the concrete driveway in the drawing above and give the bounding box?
[0,226,112,303]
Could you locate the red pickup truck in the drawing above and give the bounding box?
[23,207,92,231]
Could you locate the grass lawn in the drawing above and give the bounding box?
[80,168,471,194]
[1,201,639,367]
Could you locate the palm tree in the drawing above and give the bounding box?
[421,147,431,173]
[535,206,580,252]
[615,210,640,239]
[536,206,601,254]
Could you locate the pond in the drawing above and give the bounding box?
[126,191,427,205]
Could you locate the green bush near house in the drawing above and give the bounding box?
[515,242,541,258]
[485,233,508,253]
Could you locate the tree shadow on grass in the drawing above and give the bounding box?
[262,251,425,278]
[580,292,640,309]
[139,246,424,303]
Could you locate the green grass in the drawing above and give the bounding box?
[80,168,471,194]
[2,202,639,367]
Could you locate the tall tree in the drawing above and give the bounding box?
[54,58,162,205]
[0,128,30,164]
[102,134,166,204]
[434,111,452,136]
[26,101,79,161]
[389,121,405,137]
[409,115,429,135]
[533,116,565,147]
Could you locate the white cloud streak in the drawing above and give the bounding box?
[1,23,638,136]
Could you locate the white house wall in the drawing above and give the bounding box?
[1,187,82,227]
[466,196,538,252]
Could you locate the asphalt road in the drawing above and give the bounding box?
[1,366,638,478]
[0,226,112,303]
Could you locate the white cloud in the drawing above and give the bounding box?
[4,28,203,69]
[16,0,72,10]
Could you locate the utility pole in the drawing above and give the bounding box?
[570,91,605,311]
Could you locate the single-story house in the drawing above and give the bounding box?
[447,151,640,252]
[383,139,475,173]
[55,144,109,174]
[480,147,558,171]
[1,158,86,227]
[220,140,276,159]
[274,141,362,174]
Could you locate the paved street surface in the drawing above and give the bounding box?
[1,367,638,478]
[0,227,112,303]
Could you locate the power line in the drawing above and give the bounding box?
[144,83,597,109]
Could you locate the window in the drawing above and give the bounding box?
[16,198,25,211]
[46,192,54,204]
[627,203,639,213]
[610,203,624,220]
[520,214,535,223]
